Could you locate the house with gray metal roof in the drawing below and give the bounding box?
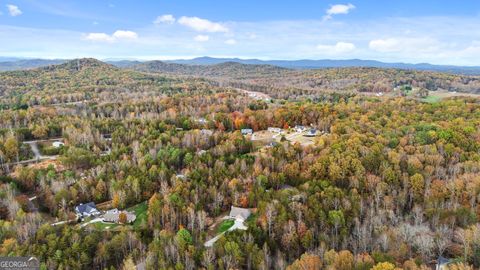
[75,202,100,218]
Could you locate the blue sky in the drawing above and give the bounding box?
[1,0,480,65]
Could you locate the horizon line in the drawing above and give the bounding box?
[2,56,480,68]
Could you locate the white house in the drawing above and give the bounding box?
[176,174,187,180]
[241,129,253,135]
[228,206,252,222]
[205,206,252,247]
[267,127,283,134]
[294,125,307,132]
[195,118,208,124]
[303,128,318,137]
[52,141,65,148]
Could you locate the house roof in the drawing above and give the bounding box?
[75,202,99,215]
[437,256,451,266]
[241,129,253,135]
[103,209,136,223]
[200,129,213,136]
[229,206,251,220]
[52,141,65,147]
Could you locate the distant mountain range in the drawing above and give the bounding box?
[0,59,66,71]
[166,57,480,75]
[1,56,480,75]
[131,60,287,78]
[2,58,479,95]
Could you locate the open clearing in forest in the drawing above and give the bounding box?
[422,90,480,103]
[251,130,317,147]
[285,132,316,146]
[82,201,148,231]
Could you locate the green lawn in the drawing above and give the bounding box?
[94,221,119,231]
[127,201,148,229]
[422,95,442,103]
[217,219,235,233]
[86,201,148,231]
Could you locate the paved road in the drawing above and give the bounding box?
[25,141,42,159]
[5,138,62,166]
[6,156,58,166]
[80,217,103,228]
[51,219,76,226]
[31,100,89,107]
[204,218,248,247]
[23,137,64,144]
[5,136,110,166]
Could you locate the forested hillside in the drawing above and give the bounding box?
[133,61,480,100]
[0,58,218,110]
[0,59,479,269]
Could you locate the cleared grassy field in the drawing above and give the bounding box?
[422,91,479,103]
[128,201,148,230]
[285,132,316,146]
[251,129,318,148]
[217,219,235,233]
[94,222,119,231]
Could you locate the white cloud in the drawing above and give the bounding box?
[6,4,22,16]
[194,35,209,42]
[178,16,228,32]
[317,42,356,54]
[225,39,237,45]
[369,38,400,52]
[85,30,138,42]
[85,33,115,42]
[369,37,438,53]
[4,15,480,66]
[324,3,355,20]
[112,30,138,40]
[154,14,175,25]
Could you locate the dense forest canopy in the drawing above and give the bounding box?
[0,59,480,270]
[131,60,480,99]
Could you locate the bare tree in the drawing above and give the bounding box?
[266,202,277,236]
[197,210,207,232]
[414,232,434,262]
[455,228,469,263]
[202,248,215,269]
[435,225,452,257]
